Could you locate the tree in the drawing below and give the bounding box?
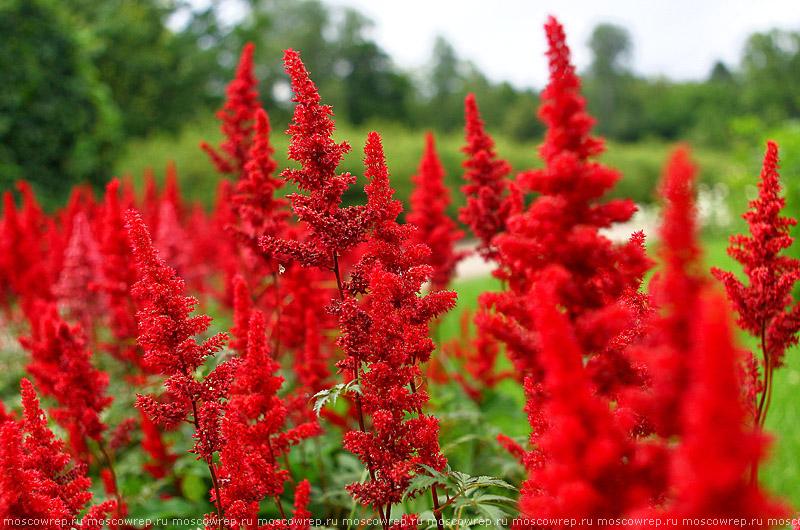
[62,0,227,137]
[0,0,121,205]
[741,29,800,123]
[588,23,632,78]
[334,9,412,125]
[235,0,336,120]
[584,23,640,140]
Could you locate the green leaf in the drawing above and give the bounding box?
[467,476,517,491]
[475,503,510,530]
[180,472,207,502]
[403,474,441,500]
[311,381,362,417]
[472,493,516,505]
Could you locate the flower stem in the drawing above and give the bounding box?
[332,251,388,530]
[752,323,772,485]
[97,439,124,510]
[190,399,224,530]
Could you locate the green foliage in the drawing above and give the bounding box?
[0,0,122,207]
[62,0,228,137]
[741,29,800,124]
[115,112,739,221]
[312,380,361,418]
[408,465,517,529]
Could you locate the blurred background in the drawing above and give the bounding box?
[2,0,800,229]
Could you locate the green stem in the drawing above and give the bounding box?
[190,400,225,530]
[332,251,388,530]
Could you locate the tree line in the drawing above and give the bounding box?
[2,0,799,203]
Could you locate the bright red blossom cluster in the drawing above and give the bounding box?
[479,16,651,394]
[408,132,466,291]
[0,379,116,529]
[218,309,318,528]
[201,42,261,179]
[459,93,521,261]
[712,141,800,427]
[20,304,112,461]
[336,133,456,514]
[261,49,367,270]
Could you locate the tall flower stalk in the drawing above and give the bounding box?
[479,16,652,391]
[335,132,455,528]
[126,210,237,529]
[459,93,520,261]
[408,132,465,291]
[201,43,261,179]
[711,141,800,481]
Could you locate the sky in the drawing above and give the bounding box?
[325,0,800,89]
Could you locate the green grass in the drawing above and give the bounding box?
[444,235,800,506]
[114,113,740,217]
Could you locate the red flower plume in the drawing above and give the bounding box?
[336,133,455,511]
[261,49,367,269]
[408,132,466,291]
[20,303,112,460]
[201,42,261,178]
[460,94,520,260]
[480,16,651,390]
[712,141,800,425]
[0,379,116,529]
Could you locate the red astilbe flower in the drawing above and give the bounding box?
[141,169,161,234]
[53,212,105,333]
[620,146,786,522]
[154,199,193,283]
[408,132,466,291]
[94,179,141,366]
[335,133,456,515]
[193,181,241,309]
[288,479,312,530]
[514,275,663,528]
[138,409,177,481]
[0,379,116,530]
[390,515,419,530]
[162,161,185,221]
[228,107,290,326]
[0,403,12,423]
[20,303,113,461]
[0,183,53,313]
[260,49,367,270]
[228,274,253,355]
[459,93,521,260]
[234,108,289,246]
[711,141,800,427]
[479,16,651,391]
[654,294,786,526]
[201,43,261,179]
[125,209,236,524]
[627,147,706,438]
[217,310,319,528]
[277,262,337,410]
